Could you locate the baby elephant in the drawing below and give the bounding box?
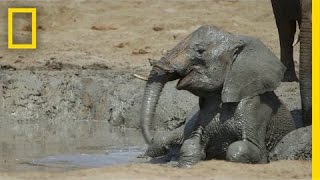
[140,25,295,166]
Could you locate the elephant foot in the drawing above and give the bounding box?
[282,70,299,82]
[226,140,268,163]
[144,128,184,158]
[178,128,206,167]
[144,143,169,158]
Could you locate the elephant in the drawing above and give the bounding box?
[270,0,312,126]
[140,25,296,166]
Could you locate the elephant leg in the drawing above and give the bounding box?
[178,127,206,167]
[144,109,200,158]
[144,143,170,158]
[144,125,185,158]
[226,140,268,163]
[225,95,270,163]
[271,0,299,82]
[279,21,298,82]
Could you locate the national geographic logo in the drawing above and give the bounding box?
[7,8,37,49]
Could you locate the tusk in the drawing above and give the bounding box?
[293,26,300,47]
[133,74,148,81]
[293,36,300,47]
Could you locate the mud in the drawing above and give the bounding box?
[0,67,197,129]
[0,67,198,171]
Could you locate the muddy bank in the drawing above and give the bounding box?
[0,67,198,130]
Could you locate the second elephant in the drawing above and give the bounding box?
[140,25,296,166]
[271,0,312,126]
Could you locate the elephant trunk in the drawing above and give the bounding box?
[141,34,191,144]
[299,17,312,126]
[140,66,177,144]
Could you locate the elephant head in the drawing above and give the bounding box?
[140,25,285,144]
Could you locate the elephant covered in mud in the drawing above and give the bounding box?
[271,0,312,126]
[140,25,296,167]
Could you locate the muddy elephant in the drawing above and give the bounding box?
[271,0,312,126]
[140,25,295,166]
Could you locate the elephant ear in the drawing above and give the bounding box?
[221,38,286,103]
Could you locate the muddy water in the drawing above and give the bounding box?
[29,146,146,169]
[0,127,147,172]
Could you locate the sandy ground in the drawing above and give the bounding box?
[0,0,300,73]
[0,0,310,179]
[0,160,311,180]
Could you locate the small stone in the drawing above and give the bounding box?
[38,25,45,30]
[114,42,129,48]
[91,25,118,31]
[161,50,168,55]
[14,59,22,63]
[153,26,164,31]
[45,61,63,70]
[132,49,148,55]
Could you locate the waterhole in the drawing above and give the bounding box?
[0,69,197,172]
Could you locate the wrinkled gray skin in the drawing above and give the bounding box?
[269,126,311,161]
[271,0,312,126]
[140,25,296,166]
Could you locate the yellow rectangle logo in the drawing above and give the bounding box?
[8,8,37,49]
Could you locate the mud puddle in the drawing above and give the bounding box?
[20,146,147,172]
[0,126,148,172]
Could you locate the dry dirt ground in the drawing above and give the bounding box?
[0,160,312,180]
[0,0,310,179]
